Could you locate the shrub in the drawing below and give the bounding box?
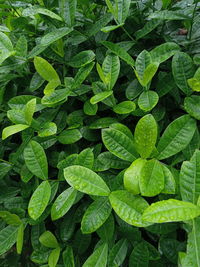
[0,0,200,266]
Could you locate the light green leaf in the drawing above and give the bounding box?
[0,225,19,256]
[41,89,70,106]
[109,190,151,227]
[90,91,113,104]
[51,187,77,221]
[101,24,124,33]
[102,54,120,90]
[138,91,159,112]
[77,148,94,169]
[148,10,190,20]
[141,62,159,86]
[39,231,59,248]
[41,27,72,46]
[48,247,61,267]
[24,140,48,180]
[16,224,24,255]
[157,115,196,160]
[38,122,57,137]
[87,13,113,37]
[72,62,95,90]
[2,124,29,140]
[161,165,176,194]
[187,78,200,92]
[0,32,13,51]
[113,101,136,114]
[64,165,110,196]
[82,243,108,267]
[68,50,95,68]
[28,181,51,220]
[140,159,164,197]
[184,95,200,120]
[102,127,137,162]
[150,42,180,63]
[124,158,146,195]
[84,100,98,116]
[24,98,36,125]
[22,6,63,21]
[180,150,200,204]
[172,52,195,95]
[134,114,157,158]
[101,41,135,66]
[115,0,131,23]
[58,129,82,144]
[0,211,21,225]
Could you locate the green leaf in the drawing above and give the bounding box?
[51,187,77,221]
[82,243,108,267]
[41,89,70,106]
[41,27,73,46]
[139,159,164,197]
[72,62,95,90]
[172,52,195,95]
[64,165,110,196]
[124,158,147,195]
[59,0,77,26]
[48,247,61,267]
[141,62,159,86]
[58,129,82,144]
[81,197,112,234]
[134,114,157,158]
[109,190,151,227]
[115,0,131,23]
[180,150,200,204]
[161,165,176,194]
[129,242,149,267]
[135,19,162,40]
[62,246,75,267]
[142,199,200,223]
[0,225,19,256]
[157,115,196,160]
[95,152,129,171]
[101,41,135,66]
[150,42,180,63]
[138,91,159,112]
[77,148,94,169]
[108,239,128,267]
[101,24,124,33]
[39,231,59,248]
[148,10,190,20]
[38,122,57,137]
[102,127,137,162]
[2,124,29,140]
[184,95,200,120]
[24,98,36,125]
[102,54,120,90]
[16,224,24,255]
[0,211,21,225]
[90,91,113,104]
[135,50,152,81]
[28,181,51,220]
[24,140,48,180]
[34,57,60,83]
[22,6,63,21]
[84,100,98,115]
[113,101,136,114]
[187,78,200,92]
[68,50,95,68]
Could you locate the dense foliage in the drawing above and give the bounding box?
[1,0,200,266]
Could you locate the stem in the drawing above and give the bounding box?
[121,26,135,41]
[189,1,198,40]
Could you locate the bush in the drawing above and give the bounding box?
[0,0,200,266]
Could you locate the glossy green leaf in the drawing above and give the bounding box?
[138,91,159,112]
[102,54,120,90]
[161,165,176,194]
[102,127,137,162]
[108,239,128,267]
[0,225,19,256]
[24,140,48,180]
[64,165,110,196]
[184,95,200,120]
[24,98,36,125]
[157,115,196,160]
[16,224,24,255]
[143,199,200,223]
[41,27,72,46]
[101,24,124,32]
[72,62,95,90]
[134,114,157,158]
[28,181,51,220]
[150,42,180,63]
[0,211,21,225]
[135,19,161,40]
[39,231,59,248]
[77,148,94,169]
[129,242,149,267]
[51,187,77,220]
[109,190,151,227]
[62,246,75,267]
[113,101,136,114]
[84,100,98,115]
[2,124,29,140]
[41,89,70,106]
[48,247,61,267]
[68,50,95,68]
[148,10,190,20]
[90,91,113,104]
[38,122,57,137]
[140,159,164,197]
[82,243,108,267]
[58,129,82,144]
[81,198,112,234]
[124,158,146,195]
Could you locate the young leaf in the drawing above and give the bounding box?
[134,114,157,159]
[48,247,61,267]
[109,190,151,227]
[184,95,200,120]
[82,243,108,267]
[142,199,200,223]
[39,231,59,248]
[28,181,51,220]
[64,165,110,196]
[139,159,165,197]
[129,242,149,267]
[51,187,77,221]
[22,6,63,21]
[72,62,95,90]
[24,140,48,180]
[90,91,113,104]
[41,27,73,46]
[16,224,24,255]
[113,101,136,114]
[102,54,120,90]
[2,124,29,140]
[157,115,196,160]
[138,91,159,112]
[81,197,112,234]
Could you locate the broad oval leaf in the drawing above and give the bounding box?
[102,54,120,90]
[24,140,48,180]
[142,199,200,223]
[39,231,59,248]
[64,165,110,196]
[58,129,82,144]
[2,124,29,140]
[51,187,77,220]
[113,101,136,114]
[28,181,51,220]
[109,190,151,227]
[48,247,61,267]
[150,42,180,63]
[90,91,113,105]
[81,197,112,234]
[138,91,159,112]
[157,115,196,160]
[68,50,95,68]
